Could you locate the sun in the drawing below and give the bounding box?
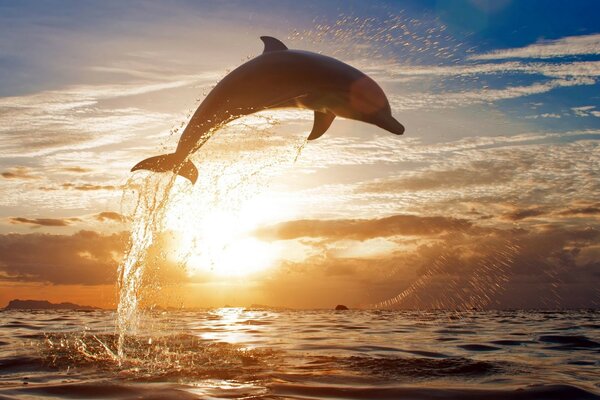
[163,189,294,278]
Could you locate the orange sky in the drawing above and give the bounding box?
[0,2,598,309]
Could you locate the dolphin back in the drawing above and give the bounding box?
[131,153,198,184]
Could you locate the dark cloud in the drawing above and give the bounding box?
[95,211,126,223]
[9,217,80,227]
[0,230,185,286]
[558,204,600,216]
[503,207,547,221]
[502,203,600,221]
[259,219,600,309]
[256,214,472,241]
[0,230,126,285]
[358,161,515,193]
[1,166,37,180]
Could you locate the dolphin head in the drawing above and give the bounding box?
[346,76,404,135]
[374,111,405,135]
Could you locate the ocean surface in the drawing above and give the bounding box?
[0,309,598,399]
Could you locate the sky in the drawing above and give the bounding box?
[0,0,599,309]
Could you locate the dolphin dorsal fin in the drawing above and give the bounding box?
[308,110,336,141]
[260,36,288,53]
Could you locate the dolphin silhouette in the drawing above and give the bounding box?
[132,36,404,184]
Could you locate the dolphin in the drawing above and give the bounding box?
[132,36,405,184]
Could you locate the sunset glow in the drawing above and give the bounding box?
[0,0,598,310]
[163,189,294,277]
[0,3,598,399]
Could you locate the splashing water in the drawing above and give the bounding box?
[371,238,520,310]
[116,174,179,358]
[116,114,307,359]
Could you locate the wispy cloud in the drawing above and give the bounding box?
[256,214,472,241]
[469,33,600,60]
[358,160,515,193]
[0,73,217,158]
[572,105,600,118]
[370,60,600,80]
[391,77,596,110]
[9,217,80,227]
[61,183,120,191]
[1,166,38,180]
[61,166,92,173]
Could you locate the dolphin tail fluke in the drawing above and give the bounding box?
[131,153,198,185]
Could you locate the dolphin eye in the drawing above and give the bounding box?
[349,77,387,115]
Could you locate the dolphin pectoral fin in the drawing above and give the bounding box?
[307,110,336,141]
[131,153,198,185]
[260,36,288,53]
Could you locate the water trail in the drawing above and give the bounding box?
[115,118,223,358]
[371,238,520,310]
[116,174,178,358]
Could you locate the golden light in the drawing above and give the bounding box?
[164,188,295,278]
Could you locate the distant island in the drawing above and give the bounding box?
[4,299,98,310]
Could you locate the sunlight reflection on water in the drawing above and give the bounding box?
[1,309,599,399]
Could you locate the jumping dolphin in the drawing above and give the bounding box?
[132,36,405,184]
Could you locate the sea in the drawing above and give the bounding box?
[0,308,598,399]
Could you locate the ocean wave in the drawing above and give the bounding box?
[269,383,600,400]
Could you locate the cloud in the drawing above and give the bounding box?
[37,183,120,191]
[95,211,126,223]
[0,72,218,158]
[469,34,600,60]
[1,166,38,180]
[0,230,126,285]
[303,131,599,223]
[62,166,92,173]
[61,183,119,191]
[260,221,600,309]
[558,204,600,216]
[540,113,561,119]
[9,217,80,227]
[391,77,596,111]
[9,212,128,227]
[364,56,600,111]
[0,230,185,286]
[256,214,472,241]
[372,60,600,80]
[358,160,515,193]
[503,207,547,221]
[572,105,600,118]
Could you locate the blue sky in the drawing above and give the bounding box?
[2,0,599,133]
[0,0,598,308]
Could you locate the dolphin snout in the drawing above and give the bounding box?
[377,115,405,135]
